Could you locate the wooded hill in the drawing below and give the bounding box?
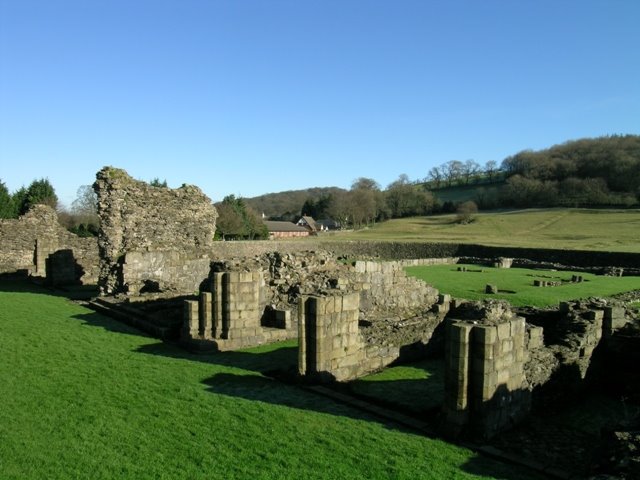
[244,135,640,221]
[498,134,640,208]
[244,187,347,220]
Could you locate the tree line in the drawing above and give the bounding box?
[2,135,638,237]
[425,159,504,188]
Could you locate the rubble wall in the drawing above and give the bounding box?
[93,167,218,294]
[210,240,640,270]
[0,205,99,284]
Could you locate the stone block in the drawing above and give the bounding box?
[341,293,360,311]
[238,283,255,294]
[497,369,510,385]
[449,321,473,344]
[511,317,525,336]
[448,355,470,378]
[501,338,514,354]
[584,309,604,321]
[507,374,524,391]
[199,291,213,338]
[471,356,494,375]
[472,372,498,401]
[439,293,451,304]
[225,272,241,284]
[485,284,498,294]
[448,337,470,360]
[472,324,497,345]
[559,301,573,314]
[496,322,511,340]
[604,306,627,334]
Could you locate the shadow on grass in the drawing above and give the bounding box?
[0,278,99,300]
[135,341,544,479]
[1,280,546,479]
[72,311,156,337]
[348,359,445,413]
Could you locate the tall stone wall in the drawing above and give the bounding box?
[0,205,99,284]
[93,167,218,294]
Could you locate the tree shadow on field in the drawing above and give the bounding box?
[2,277,546,479]
[135,341,545,480]
[0,277,99,300]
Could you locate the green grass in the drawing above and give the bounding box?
[0,281,546,479]
[326,208,640,252]
[350,359,445,413]
[406,264,640,307]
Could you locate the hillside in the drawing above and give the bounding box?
[244,186,347,220]
[325,208,640,252]
[240,135,639,220]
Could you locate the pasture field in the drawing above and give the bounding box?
[327,208,640,252]
[406,264,640,307]
[0,282,545,480]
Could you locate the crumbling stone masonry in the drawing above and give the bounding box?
[0,205,98,284]
[93,167,218,295]
[298,292,407,382]
[443,303,530,440]
[181,253,446,355]
[182,268,294,350]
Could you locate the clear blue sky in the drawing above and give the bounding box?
[1,0,639,207]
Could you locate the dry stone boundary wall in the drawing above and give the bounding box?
[210,240,640,271]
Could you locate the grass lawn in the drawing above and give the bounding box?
[350,359,445,413]
[406,264,640,307]
[0,281,546,479]
[325,208,640,252]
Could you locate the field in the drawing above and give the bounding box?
[406,264,640,307]
[0,282,546,480]
[327,208,640,252]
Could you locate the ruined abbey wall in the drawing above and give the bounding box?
[93,167,218,294]
[0,205,99,284]
[181,252,447,358]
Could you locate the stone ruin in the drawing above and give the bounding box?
[85,166,640,453]
[181,252,448,378]
[0,204,98,285]
[93,167,218,295]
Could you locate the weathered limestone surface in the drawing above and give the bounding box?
[0,205,98,284]
[93,167,218,294]
[181,253,444,359]
[182,268,294,350]
[298,292,408,382]
[443,302,530,440]
[353,260,441,320]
